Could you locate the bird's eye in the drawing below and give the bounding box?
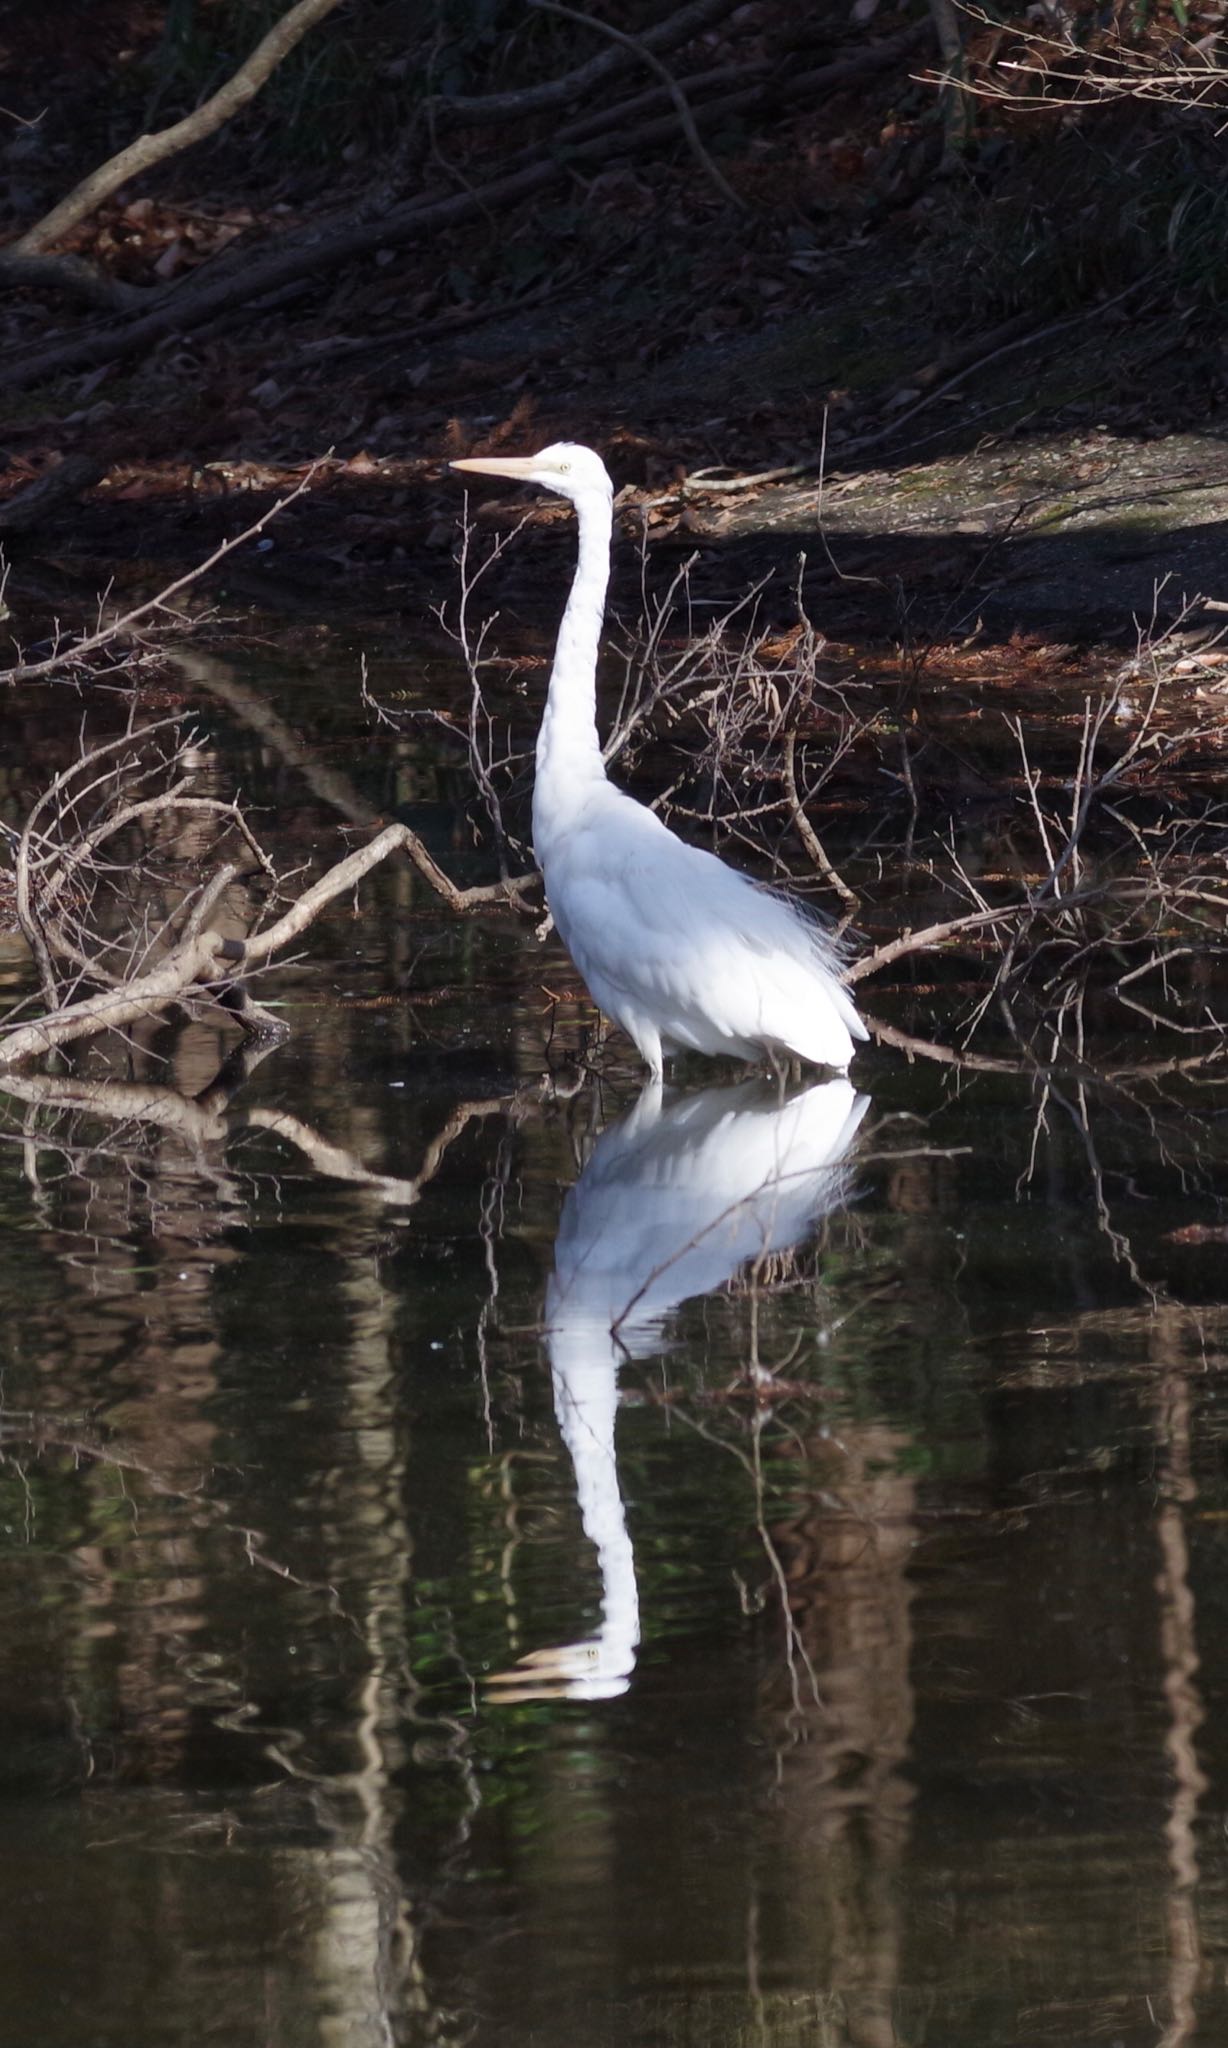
[556,461,570,473]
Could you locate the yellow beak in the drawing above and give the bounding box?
[449,454,539,479]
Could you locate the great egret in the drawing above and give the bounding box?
[450,442,867,1081]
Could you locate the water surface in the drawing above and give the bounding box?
[0,629,1226,2048]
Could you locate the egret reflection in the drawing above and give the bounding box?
[488,1075,870,1703]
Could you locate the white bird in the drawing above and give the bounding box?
[450,442,867,1082]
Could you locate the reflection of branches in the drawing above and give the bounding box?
[176,644,386,833]
[0,1406,345,1609]
[0,1062,527,1209]
[607,1160,859,1341]
[1154,1361,1207,2048]
[1048,1072,1152,1295]
[636,1371,827,1721]
[748,1406,824,1725]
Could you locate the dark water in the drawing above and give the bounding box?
[1,634,1227,2048]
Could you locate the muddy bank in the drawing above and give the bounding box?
[6,419,1227,665]
[673,428,1228,638]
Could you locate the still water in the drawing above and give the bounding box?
[0,632,1227,2048]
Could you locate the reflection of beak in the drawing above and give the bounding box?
[486,1642,632,1703]
[449,454,539,480]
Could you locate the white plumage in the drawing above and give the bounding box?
[451,441,867,1082]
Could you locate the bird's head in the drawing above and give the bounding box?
[450,441,613,508]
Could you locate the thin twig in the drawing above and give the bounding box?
[847,903,1030,984]
[528,0,747,211]
[781,731,858,911]
[0,462,330,686]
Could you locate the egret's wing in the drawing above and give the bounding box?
[548,797,861,1052]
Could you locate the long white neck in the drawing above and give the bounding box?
[533,486,611,857]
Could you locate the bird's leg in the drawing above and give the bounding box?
[623,1018,664,1086]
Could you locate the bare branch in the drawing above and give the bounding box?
[846,904,1025,984]
[0,25,928,395]
[237,823,534,967]
[0,810,536,1073]
[10,0,348,256]
[0,927,233,1067]
[923,5,1228,114]
[528,0,747,211]
[0,463,329,686]
[430,0,739,124]
[781,731,858,911]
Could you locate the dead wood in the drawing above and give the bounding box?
[527,0,746,212]
[0,249,139,312]
[534,56,769,152]
[0,23,930,396]
[0,454,108,536]
[781,730,858,912]
[0,159,562,394]
[234,821,534,961]
[2,793,535,1072]
[0,924,240,1068]
[427,0,740,126]
[11,0,348,258]
[861,1013,1030,1072]
[847,903,1027,983]
[934,4,1228,113]
[0,486,545,1075]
